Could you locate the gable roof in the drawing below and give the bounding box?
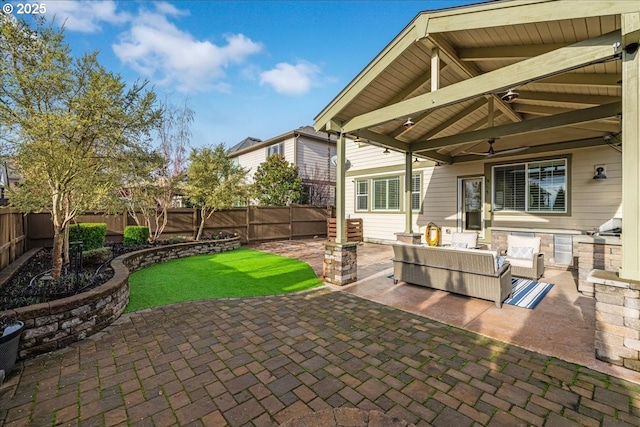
[229,137,262,153]
[230,126,336,157]
[314,0,635,164]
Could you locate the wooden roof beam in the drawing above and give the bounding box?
[423,1,640,34]
[457,43,568,61]
[343,30,621,134]
[414,98,488,141]
[451,136,610,163]
[424,34,523,123]
[412,101,621,152]
[535,73,622,88]
[356,129,410,153]
[516,91,621,106]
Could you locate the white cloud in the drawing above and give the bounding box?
[259,61,321,96]
[45,0,131,33]
[112,5,262,93]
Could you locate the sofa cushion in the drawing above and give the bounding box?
[451,241,468,249]
[506,256,534,268]
[511,246,534,259]
[507,235,540,257]
[451,232,478,248]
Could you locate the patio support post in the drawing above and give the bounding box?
[404,151,413,234]
[395,151,422,244]
[324,131,357,286]
[335,132,346,244]
[620,13,640,281]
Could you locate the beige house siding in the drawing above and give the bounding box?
[296,137,336,182]
[236,148,268,183]
[346,146,622,243]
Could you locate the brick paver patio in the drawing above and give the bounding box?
[2,286,640,426]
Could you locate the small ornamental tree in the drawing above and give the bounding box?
[1,15,160,279]
[120,98,193,243]
[252,154,303,206]
[183,144,249,240]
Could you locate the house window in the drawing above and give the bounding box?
[411,173,421,211]
[356,180,368,211]
[372,176,400,211]
[266,143,283,157]
[493,158,567,213]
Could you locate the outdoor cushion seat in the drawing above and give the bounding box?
[446,232,478,249]
[504,235,544,280]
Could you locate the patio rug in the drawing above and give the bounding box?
[504,278,554,309]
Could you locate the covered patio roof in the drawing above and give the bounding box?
[314,0,640,281]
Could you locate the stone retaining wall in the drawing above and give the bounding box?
[0,237,240,359]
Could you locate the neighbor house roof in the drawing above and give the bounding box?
[314,0,635,164]
[229,137,262,153]
[230,126,336,157]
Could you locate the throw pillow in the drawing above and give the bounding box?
[511,246,534,259]
[451,241,468,249]
[496,256,507,271]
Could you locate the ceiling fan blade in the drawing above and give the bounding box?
[462,151,490,156]
[492,146,530,156]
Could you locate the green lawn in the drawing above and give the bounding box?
[126,247,323,312]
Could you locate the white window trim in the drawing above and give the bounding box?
[411,173,421,212]
[266,142,284,158]
[355,179,368,212]
[372,176,401,212]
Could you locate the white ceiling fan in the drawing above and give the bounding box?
[463,138,529,158]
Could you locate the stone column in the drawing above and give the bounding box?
[323,241,358,286]
[589,270,640,372]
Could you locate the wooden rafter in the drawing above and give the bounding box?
[457,43,568,61]
[412,102,621,152]
[424,34,523,124]
[342,30,621,134]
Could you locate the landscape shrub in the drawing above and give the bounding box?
[123,226,150,246]
[69,223,107,251]
[82,247,113,266]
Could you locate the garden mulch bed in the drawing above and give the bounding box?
[0,233,236,311]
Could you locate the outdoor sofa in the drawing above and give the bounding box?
[392,244,512,308]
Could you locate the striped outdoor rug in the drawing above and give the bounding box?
[504,278,554,309]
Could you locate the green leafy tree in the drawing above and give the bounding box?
[0,15,160,278]
[183,144,249,240]
[252,154,303,206]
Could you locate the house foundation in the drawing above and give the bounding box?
[588,270,640,372]
[323,241,358,286]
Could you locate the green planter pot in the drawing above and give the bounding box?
[0,320,24,376]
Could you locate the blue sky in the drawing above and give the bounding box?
[11,0,477,148]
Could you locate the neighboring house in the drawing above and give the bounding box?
[229,126,337,206]
[0,161,21,205]
[314,0,640,368]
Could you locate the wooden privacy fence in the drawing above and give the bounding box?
[0,208,27,270]
[327,218,363,242]
[26,205,333,248]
